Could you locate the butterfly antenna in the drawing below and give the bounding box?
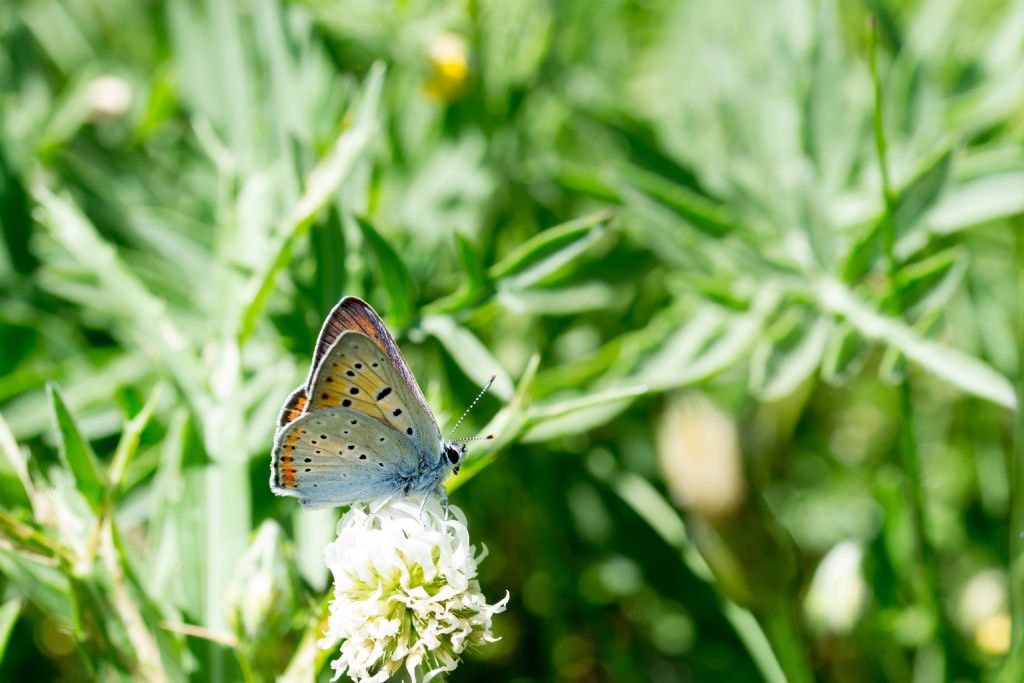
[453,433,496,444]
[449,374,496,440]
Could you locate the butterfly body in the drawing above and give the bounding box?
[270,298,466,509]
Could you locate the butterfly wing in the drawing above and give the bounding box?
[277,297,432,429]
[305,331,441,456]
[277,387,309,428]
[271,407,418,508]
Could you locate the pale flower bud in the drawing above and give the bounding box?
[958,569,1010,655]
[86,75,133,119]
[657,395,746,520]
[804,540,866,635]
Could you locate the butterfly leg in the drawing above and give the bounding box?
[365,495,395,527]
[435,485,450,520]
[418,492,430,521]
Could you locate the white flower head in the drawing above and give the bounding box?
[320,496,508,683]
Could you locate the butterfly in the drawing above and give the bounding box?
[270,296,491,509]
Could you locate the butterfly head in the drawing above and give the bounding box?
[443,442,466,475]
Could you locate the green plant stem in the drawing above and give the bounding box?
[236,650,257,683]
[1001,220,1024,681]
[758,600,814,683]
[868,18,945,666]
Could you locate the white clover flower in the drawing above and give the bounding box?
[320,496,508,683]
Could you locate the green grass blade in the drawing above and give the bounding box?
[47,383,104,511]
[107,385,162,500]
[0,599,20,666]
[353,214,415,328]
[0,412,33,510]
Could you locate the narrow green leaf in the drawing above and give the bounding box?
[454,233,487,300]
[47,384,104,511]
[0,599,20,665]
[646,288,783,392]
[312,208,349,316]
[615,164,740,237]
[898,247,968,318]
[438,233,489,311]
[554,165,621,203]
[353,214,415,328]
[0,508,67,559]
[0,412,33,510]
[749,316,831,401]
[0,548,74,628]
[489,209,613,281]
[420,315,513,401]
[928,171,1024,233]
[526,382,650,423]
[522,397,634,443]
[640,307,727,382]
[847,148,954,277]
[892,147,953,237]
[497,282,618,315]
[145,410,191,606]
[805,0,856,196]
[429,233,490,313]
[108,385,162,500]
[817,278,1016,409]
[820,322,870,386]
[522,383,649,442]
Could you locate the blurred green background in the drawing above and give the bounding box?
[2,0,1023,681]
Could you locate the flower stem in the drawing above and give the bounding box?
[758,599,815,683]
[1000,219,1024,681]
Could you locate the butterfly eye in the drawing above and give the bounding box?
[445,445,461,465]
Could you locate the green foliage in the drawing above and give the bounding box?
[1,0,1022,681]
